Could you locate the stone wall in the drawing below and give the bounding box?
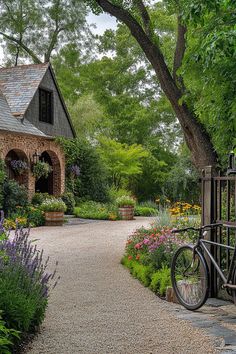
[0,131,65,199]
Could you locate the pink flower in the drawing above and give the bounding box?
[143,238,150,245]
[134,243,142,249]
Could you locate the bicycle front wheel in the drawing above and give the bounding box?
[171,245,209,311]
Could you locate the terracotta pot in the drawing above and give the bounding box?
[118,206,134,220]
[45,211,64,226]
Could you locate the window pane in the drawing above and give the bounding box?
[39,89,53,124]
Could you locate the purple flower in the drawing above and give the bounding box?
[0,223,59,300]
[70,164,80,177]
[10,159,28,173]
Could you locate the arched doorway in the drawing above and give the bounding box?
[35,152,53,194]
[35,150,61,195]
[5,149,29,188]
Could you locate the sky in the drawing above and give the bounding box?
[87,12,117,35]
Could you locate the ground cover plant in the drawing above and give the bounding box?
[74,201,119,221]
[122,207,201,297]
[0,213,58,352]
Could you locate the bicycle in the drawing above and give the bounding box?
[171,223,236,311]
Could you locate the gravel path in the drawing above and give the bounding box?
[25,217,217,354]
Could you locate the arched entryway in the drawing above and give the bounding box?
[5,149,29,188]
[35,150,61,196]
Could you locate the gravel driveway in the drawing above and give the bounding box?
[25,217,217,354]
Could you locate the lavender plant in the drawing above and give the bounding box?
[0,214,59,333]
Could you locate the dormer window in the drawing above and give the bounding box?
[39,88,53,124]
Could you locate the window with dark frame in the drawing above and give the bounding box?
[39,88,53,124]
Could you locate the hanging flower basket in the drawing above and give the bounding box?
[10,160,29,175]
[32,161,52,180]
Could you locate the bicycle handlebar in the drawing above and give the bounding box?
[171,222,223,234]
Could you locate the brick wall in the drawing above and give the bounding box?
[0,131,65,199]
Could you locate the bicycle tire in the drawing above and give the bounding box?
[171,245,209,311]
[233,269,236,305]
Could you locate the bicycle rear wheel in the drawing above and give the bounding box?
[171,245,209,310]
[233,269,236,305]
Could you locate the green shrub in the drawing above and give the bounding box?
[0,160,6,209]
[134,206,158,216]
[31,193,50,206]
[131,262,153,287]
[3,180,28,216]
[149,266,171,296]
[26,207,45,227]
[61,192,75,214]
[121,256,153,287]
[74,201,119,220]
[108,187,132,203]
[6,206,45,228]
[57,137,109,202]
[41,198,67,212]
[0,312,20,353]
[116,195,135,207]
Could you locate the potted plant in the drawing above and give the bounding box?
[10,160,28,175]
[116,195,136,220]
[41,198,67,226]
[32,161,52,180]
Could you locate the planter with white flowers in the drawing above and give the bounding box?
[41,198,67,226]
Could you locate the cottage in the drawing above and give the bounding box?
[0,63,75,198]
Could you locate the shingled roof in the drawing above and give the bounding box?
[0,63,49,117]
[0,89,47,137]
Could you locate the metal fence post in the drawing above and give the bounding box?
[201,166,217,297]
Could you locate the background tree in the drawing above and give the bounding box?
[0,0,90,65]
[98,137,149,188]
[85,0,218,170]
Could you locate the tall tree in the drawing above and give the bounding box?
[180,0,236,165]
[85,0,218,170]
[0,0,89,64]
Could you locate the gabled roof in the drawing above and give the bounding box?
[0,90,47,137]
[0,63,49,117]
[0,62,76,138]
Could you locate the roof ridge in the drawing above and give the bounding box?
[0,62,49,71]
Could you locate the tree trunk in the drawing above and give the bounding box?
[94,0,218,170]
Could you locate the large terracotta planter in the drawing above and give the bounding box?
[119,206,134,220]
[45,211,64,226]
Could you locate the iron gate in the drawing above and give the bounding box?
[201,153,236,297]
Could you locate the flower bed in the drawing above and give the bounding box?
[122,213,200,297]
[4,206,45,229]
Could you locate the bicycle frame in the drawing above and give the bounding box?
[196,230,236,289]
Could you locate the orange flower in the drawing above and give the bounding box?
[128,255,133,260]
[136,254,140,260]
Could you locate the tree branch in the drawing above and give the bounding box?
[134,0,152,37]
[94,0,218,169]
[173,16,187,87]
[95,0,180,99]
[0,32,42,63]
[44,28,60,62]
